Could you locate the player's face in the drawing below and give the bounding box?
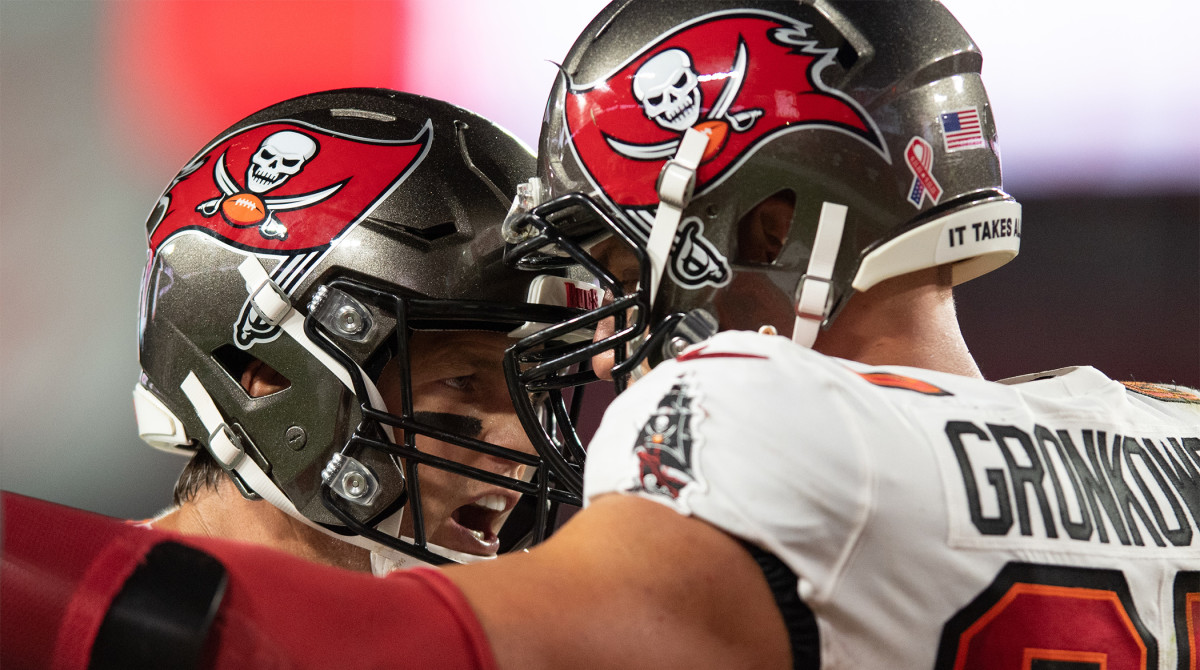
[588,236,643,381]
[376,330,533,557]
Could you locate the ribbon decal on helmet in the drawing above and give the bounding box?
[905,137,942,208]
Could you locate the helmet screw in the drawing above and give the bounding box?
[342,472,368,498]
[668,336,690,358]
[285,426,307,451]
[335,305,364,335]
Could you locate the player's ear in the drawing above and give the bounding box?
[241,358,291,397]
[736,190,795,265]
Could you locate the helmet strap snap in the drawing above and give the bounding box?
[646,127,710,307]
[792,202,848,348]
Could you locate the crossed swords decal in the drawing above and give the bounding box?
[196,151,343,241]
[606,39,764,161]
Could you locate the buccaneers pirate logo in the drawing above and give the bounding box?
[564,9,887,291]
[631,380,705,502]
[146,119,431,348]
[195,129,343,242]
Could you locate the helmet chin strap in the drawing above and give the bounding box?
[644,134,847,352]
[646,127,710,308]
[173,256,416,567]
[177,371,411,567]
[236,257,386,410]
[613,126,709,381]
[369,540,497,576]
[792,202,848,349]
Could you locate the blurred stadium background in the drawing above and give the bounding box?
[2,0,1197,520]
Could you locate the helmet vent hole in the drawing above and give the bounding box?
[212,345,292,398]
[396,220,459,243]
[835,40,858,71]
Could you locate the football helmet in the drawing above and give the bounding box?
[134,88,595,566]
[504,0,1022,386]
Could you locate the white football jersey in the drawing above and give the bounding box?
[584,330,1200,669]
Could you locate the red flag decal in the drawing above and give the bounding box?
[564,10,886,208]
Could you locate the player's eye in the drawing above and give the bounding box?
[441,375,473,391]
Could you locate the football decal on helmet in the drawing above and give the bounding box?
[147,119,431,349]
[149,120,430,255]
[630,379,706,507]
[562,10,888,293]
[564,10,887,209]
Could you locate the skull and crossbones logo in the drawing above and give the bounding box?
[609,39,764,161]
[197,130,343,241]
[246,131,316,193]
[634,49,704,132]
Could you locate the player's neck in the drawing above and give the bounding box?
[153,479,371,571]
[813,266,983,379]
[154,478,275,540]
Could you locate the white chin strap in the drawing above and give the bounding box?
[172,255,420,569]
[178,370,410,568]
[369,540,498,576]
[792,202,848,349]
[235,256,384,408]
[646,127,710,308]
[642,131,847,352]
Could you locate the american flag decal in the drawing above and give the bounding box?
[940,108,985,152]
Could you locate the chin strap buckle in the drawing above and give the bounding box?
[792,202,847,349]
[646,127,711,308]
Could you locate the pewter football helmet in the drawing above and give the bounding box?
[504,0,1021,387]
[134,88,592,565]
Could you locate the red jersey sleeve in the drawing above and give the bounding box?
[1,492,498,670]
[205,550,497,670]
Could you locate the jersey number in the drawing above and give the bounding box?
[935,563,1198,670]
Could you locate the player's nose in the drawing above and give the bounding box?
[472,409,537,481]
[481,409,537,458]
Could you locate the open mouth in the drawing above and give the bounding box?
[445,493,513,555]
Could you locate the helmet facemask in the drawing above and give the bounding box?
[303,276,588,565]
[134,88,598,568]
[501,0,1023,455]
